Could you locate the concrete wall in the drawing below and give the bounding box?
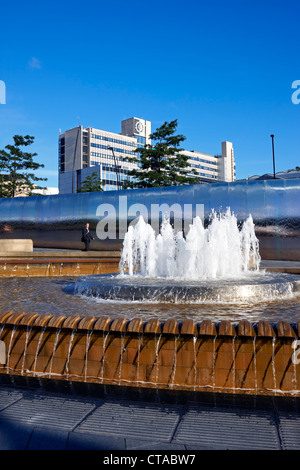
[0,239,33,253]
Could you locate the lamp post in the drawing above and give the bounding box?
[270,134,276,179]
[108,146,121,190]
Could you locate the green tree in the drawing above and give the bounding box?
[123,119,201,188]
[0,135,47,198]
[77,171,105,192]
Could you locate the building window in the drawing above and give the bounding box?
[136,135,146,144]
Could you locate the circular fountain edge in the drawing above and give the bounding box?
[73,272,300,304]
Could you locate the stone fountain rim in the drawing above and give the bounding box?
[0,311,299,338]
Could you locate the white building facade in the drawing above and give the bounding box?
[58,117,235,193]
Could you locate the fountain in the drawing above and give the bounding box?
[0,208,299,396]
[74,209,300,304]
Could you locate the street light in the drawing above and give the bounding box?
[270,134,276,179]
[108,146,121,190]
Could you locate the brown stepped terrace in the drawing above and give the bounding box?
[0,311,299,396]
[0,256,120,277]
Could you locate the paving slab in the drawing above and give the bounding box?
[126,439,186,450]
[74,399,182,442]
[173,404,281,450]
[0,421,33,450]
[67,432,126,450]
[27,427,69,450]
[0,377,299,451]
[0,392,97,431]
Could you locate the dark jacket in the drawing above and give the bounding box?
[82,227,94,242]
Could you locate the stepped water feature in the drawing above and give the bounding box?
[0,208,299,396]
[0,311,298,396]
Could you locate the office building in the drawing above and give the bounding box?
[58,117,235,193]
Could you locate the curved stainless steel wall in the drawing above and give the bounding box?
[0,179,300,260]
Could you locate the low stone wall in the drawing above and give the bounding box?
[0,312,299,396]
[0,239,33,252]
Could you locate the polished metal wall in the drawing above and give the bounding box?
[0,179,299,260]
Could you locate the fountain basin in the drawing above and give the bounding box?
[74,272,300,304]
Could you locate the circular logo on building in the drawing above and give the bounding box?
[135,121,144,133]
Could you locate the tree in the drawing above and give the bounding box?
[0,135,47,198]
[123,119,201,188]
[77,171,105,192]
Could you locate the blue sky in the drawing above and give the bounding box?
[0,0,299,188]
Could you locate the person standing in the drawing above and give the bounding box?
[81,222,94,251]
